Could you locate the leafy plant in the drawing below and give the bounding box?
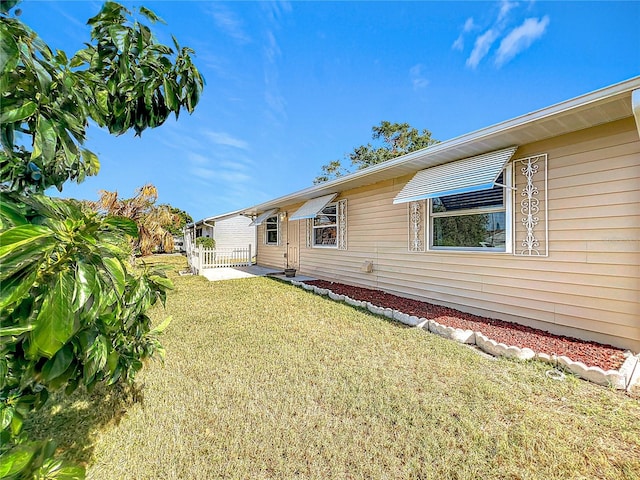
[0,1,203,478]
[195,236,215,249]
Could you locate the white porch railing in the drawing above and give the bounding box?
[188,245,252,273]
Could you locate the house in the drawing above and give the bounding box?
[233,78,639,352]
[185,210,256,256]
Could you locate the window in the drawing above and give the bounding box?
[429,170,511,252]
[265,216,279,245]
[313,203,337,247]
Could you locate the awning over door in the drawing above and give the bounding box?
[289,193,338,221]
[249,208,278,226]
[393,146,517,204]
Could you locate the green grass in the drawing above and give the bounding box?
[26,255,640,479]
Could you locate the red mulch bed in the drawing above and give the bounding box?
[306,280,627,371]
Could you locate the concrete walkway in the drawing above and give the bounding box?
[200,265,315,283]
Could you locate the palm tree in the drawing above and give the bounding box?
[91,184,179,256]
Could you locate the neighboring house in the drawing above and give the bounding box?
[185,210,256,256]
[230,78,640,352]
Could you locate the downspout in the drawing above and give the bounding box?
[632,89,640,139]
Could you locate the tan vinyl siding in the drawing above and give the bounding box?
[257,118,640,350]
[256,220,285,269]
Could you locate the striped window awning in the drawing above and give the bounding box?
[393,146,517,204]
[249,208,278,226]
[289,193,338,221]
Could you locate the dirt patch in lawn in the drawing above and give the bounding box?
[306,280,628,372]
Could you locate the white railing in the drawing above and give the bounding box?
[188,245,252,273]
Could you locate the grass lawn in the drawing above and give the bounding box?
[26,255,640,479]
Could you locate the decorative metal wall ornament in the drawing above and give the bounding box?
[408,200,425,252]
[337,199,348,250]
[517,154,547,256]
[306,218,313,248]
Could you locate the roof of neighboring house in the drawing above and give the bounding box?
[188,208,252,229]
[236,76,639,216]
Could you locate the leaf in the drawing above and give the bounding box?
[43,464,86,480]
[0,225,55,282]
[139,6,165,24]
[32,115,58,164]
[0,267,37,311]
[95,88,109,115]
[41,344,74,382]
[10,411,22,436]
[0,405,13,430]
[0,100,37,124]
[73,262,97,313]
[101,256,126,297]
[0,324,34,337]
[80,149,100,176]
[0,444,36,478]
[0,196,28,228]
[149,274,173,290]
[0,22,19,73]
[104,216,138,238]
[149,316,171,335]
[29,271,76,358]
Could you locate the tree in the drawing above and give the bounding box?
[91,184,181,255]
[160,204,193,237]
[313,121,438,184]
[0,1,203,477]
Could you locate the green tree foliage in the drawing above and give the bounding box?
[313,121,438,184]
[0,1,203,478]
[0,0,203,193]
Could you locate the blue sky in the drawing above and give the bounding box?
[20,1,640,221]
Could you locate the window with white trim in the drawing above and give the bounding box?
[264,216,279,245]
[429,169,512,252]
[312,203,337,247]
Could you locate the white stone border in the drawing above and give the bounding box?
[296,282,640,391]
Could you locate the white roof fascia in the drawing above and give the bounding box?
[632,89,640,138]
[289,193,338,221]
[393,147,517,204]
[239,77,640,215]
[249,209,279,227]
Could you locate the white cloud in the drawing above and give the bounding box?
[203,131,250,150]
[457,1,549,69]
[452,17,475,50]
[409,64,429,90]
[495,16,550,66]
[498,0,518,23]
[208,4,251,44]
[466,29,500,69]
[190,167,217,180]
[188,153,210,165]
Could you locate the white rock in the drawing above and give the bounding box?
[367,303,384,316]
[535,352,556,364]
[301,283,315,291]
[328,291,345,301]
[344,297,363,308]
[450,329,475,345]
[416,318,430,330]
[383,308,394,319]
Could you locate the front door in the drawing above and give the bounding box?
[286,219,300,270]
